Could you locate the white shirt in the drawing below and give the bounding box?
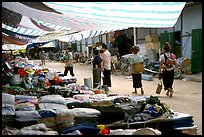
[102,50,111,70]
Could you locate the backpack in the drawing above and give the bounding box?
[163,53,175,67]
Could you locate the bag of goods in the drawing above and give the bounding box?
[17,123,59,135]
[38,109,57,128]
[15,95,38,111]
[39,103,68,110]
[2,104,15,116]
[73,94,91,101]
[15,110,40,122]
[38,95,66,105]
[2,93,15,105]
[89,94,107,100]
[55,109,75,130]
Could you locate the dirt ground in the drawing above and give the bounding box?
[35,60,202,135]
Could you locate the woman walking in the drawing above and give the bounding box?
[129,46,145,95]
[158,42,180,97]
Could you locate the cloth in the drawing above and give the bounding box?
[132,73,142,88]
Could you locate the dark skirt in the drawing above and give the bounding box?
[162,69,174,90]
[102,69,111,87]
[132,73,142,88]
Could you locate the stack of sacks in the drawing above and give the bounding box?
[2,93,16,128]
[70,108,101,125]
[55,109,75,131]
[17,123,59,135]
[38,95,75,131]
[14,95,40,127]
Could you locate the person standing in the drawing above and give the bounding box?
[64,47,75,77]
[129,46,145,95]
[101,43,112,87]
[40,50,46,65]
[158,42,180,97]
[92,48,103,88]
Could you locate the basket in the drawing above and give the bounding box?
[132,62,144,74]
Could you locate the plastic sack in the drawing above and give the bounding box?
[38,95,66,105]
[15,110,40,122]
[2,104,15,115]
[39,103,68,110]
[2,93,15,105]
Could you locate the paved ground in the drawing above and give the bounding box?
[35,60,202,135]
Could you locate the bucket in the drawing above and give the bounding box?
[142,74,153,81]
[84,77,92,89]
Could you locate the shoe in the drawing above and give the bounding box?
[168,88,173,97]
[141,88,144,95]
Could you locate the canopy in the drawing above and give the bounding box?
[2,2,186,43]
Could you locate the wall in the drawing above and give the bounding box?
[181,3,202,58]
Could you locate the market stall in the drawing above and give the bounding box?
[2,57,198,135]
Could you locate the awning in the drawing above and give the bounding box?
[2,2,186,43]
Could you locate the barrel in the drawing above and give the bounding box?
[93,68,101,88]
[84,77,92,89]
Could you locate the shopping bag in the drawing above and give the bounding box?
[156,79,162,94]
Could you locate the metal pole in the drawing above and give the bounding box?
[133,27,136,46]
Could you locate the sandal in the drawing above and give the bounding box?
[141,88,144,95]
[168,88,174,97]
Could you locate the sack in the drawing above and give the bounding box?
[156,80,162,94]
[132,62,145,74]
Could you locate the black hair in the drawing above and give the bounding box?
[93,48,99,55]
[102,43,107,49]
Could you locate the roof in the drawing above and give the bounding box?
[2,2,186,44]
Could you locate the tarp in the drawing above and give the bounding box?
[2,2,186,43]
